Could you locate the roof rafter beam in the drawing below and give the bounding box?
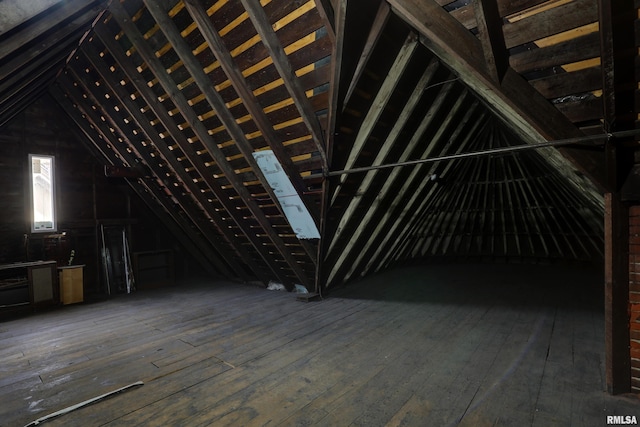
[108,1,310,288]
[472,0,508,83]
[50,83,223,279]
[144,0,317,270]
[0,67,56,122]
[324,59,440,254]
[371,111,487,275]
[93,19,275,286]
[314,0,335,42]
[330,32,419,205]
[0,0,104,61]
[77,42,252,282]
[88,26,269,283]
[386,0,607,191]
[63,67,241,280]
[0,9,93,81]
[328,86,471,285]
[0,0,63,36]
[342,1,390,106]
[182,0,323,267]
[315,0,347,293]
[240,0,328,172]
[180,0,319,225]
[0,35,78,96]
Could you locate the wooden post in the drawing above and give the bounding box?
[600,0,635,394]
[604,193,631,394]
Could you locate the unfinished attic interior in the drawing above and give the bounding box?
[1,0,639,425]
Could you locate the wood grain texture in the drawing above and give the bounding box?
[2,263,639,426]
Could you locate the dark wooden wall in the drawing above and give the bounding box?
[0,93,194,299]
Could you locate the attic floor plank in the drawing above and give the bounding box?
[2,264,640,427]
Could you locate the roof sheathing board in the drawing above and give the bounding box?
[60,0,332,289]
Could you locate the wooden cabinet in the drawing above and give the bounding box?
[0,261,58,313]
[58,265,84,305]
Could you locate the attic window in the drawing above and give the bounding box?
[29,154,57,233]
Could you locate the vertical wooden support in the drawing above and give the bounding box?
[600,0,636,394]
[604,193,631,394]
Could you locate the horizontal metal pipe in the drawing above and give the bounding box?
[304,129,640,180]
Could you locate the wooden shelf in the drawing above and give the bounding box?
[0,278,29,290]
[0,261,58,315]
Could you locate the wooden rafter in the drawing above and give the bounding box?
[240,0,328,171]
[180,0,322,267]
[0,37,76,99]
[472,0,508,83]
[78,41,253,282]
[330,32,418,206]
[0,68,56,125]
[314,0,335,41]
[342,2,391,106]
[386,0,607,191]
[92,19,279,286]
[374,107,487,275]
[326,59,440,253]
[50,82,224,279]
[342,91,480,284]
[180,0,319,222]
[0,11,92,81]
[108,1,311,288]
[0,0,103,61]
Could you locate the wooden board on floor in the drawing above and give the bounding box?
[2,264,639,427]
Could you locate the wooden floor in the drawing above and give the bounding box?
[2,263,639,426]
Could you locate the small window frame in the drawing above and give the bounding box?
[29,154,57,233]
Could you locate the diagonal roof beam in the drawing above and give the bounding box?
[0,0,104,61]
[108,1,310,288]
[0,31,79,94]
[472,0,508,83]
[342,2,390,106]
[387,0,606,191]
[91,25,275,285]
[240,0,328,172]
[0,68,55,123]
[330,32,418,205]
[78,42,254,282]
[50,83,223,279]
[148,0,320,267]
[0,8,93,81]
[314,0,335,41]
[0,0,63,35]
[179,0,319,225]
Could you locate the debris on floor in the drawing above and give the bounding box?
[267,281,286,291]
